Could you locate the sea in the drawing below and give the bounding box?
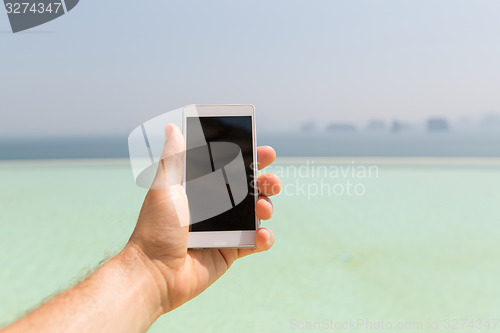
[1,132,500,332]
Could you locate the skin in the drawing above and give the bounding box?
[2,124,281,333]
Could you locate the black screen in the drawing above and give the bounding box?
[186,116,256,232]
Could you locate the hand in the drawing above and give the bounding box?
[127,124,281,313]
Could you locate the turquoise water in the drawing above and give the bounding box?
[1,158,500,332]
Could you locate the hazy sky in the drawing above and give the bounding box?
[1,0,500,136]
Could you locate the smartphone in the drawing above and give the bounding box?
[183,105,259,248]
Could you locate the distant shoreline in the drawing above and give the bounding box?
[2,132,500,160]
[2,156,500,167]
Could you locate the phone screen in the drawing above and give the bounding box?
[185,116,256,232]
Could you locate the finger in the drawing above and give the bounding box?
[237,228,275,259]
[161,124,185,186]
[257,146,276,170]
[255,196,273,220]
[257,173,281,197]
[162,124,185,160]
[151,124,185,189]
[147,124,189,228]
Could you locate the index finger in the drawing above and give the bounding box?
[257,146,276,170]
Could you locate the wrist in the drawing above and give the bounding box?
[116,243,171,317]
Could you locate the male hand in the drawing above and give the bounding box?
[127,124,281,313]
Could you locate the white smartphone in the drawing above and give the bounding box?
[183,105,259,248]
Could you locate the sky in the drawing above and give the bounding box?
[1,0,500,137]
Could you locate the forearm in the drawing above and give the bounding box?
[2,245,167,333]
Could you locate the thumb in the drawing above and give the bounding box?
[131,124,189,258]
[151,124,185,190]
[146,123,190,228]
